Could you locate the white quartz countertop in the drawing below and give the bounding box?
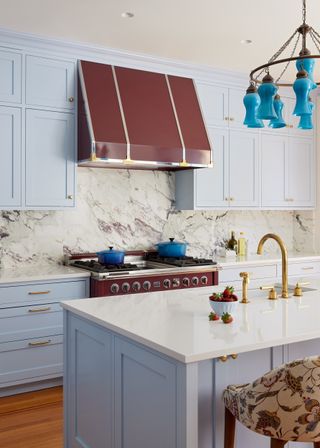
[62,278,320,364]
[216,252,320,267]
[0,264,91,284]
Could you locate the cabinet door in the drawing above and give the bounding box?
[286,137,314,207]
[229,130,259,207]
[214,349,272,448]
[195,82,228,127]
[26,55,75,109]
[26,109,75,207]
[195,128,229,207]
[0,50,22,103]
[228,87,245,128]
[0,106,21,207]
[261,134,287,207]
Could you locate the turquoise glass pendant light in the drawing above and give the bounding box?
[243,83,264,128]
[298,98,314,129]
[257,73,278,120]
[296,54,317,90]
[269,94,286,128]
[293,69,313,116]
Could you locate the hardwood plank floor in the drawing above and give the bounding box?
[0,387,63,448]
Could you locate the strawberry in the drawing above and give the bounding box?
[221,312,233,324]
[208,312,219,321]
[230,293,238,302]
[209,293,222,301]
[223,286,234,299]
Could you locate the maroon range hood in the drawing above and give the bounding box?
[78,60,213,170]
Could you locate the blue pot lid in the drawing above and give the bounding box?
[97,246,124,255]
[157,238,187,247]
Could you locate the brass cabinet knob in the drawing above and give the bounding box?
[225,197,229,201]
[229,197,235,201]
[219,355,228,362]
[229,117,235,121]
[67,195,73,200]
[224,117,229,121]
[68,97,74,103]
[230,354,238,360]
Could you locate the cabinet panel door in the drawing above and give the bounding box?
[261,134,287,207]
[26,55,75,109]
[195,128,229,207]
[0,106,21,207]
[26,109,75,207]
[0,50,22,103]
[228,87,246,128]
[195,82,228,127]
[286,137,314,207]
[214,349,272,448]
[229,130,259,207]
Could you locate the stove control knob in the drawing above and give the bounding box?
[200,276,208,285]
[110,283,120,294]
[182,277,190,287]
[172,278,180,288]
[122,282,130,293]
[143,281,151,291]
[132,281,141,292]
[192,276,199,286]
[163,279,171,289]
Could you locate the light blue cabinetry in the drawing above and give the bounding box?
[26,109,75,207]
[0,277,89,396]
[26,55,75,109]
[0,49,22,103]
[0,47,76,210]
[0,106,21,207]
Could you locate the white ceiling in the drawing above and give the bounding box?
[1,0,320,80]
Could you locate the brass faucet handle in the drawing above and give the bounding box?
[260,285,278,300]
[240,272,250,280]
[293,282,310,297]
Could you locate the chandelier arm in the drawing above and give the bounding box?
[275,33,300,83]
[309,28,320,53]
[250,54,320,87]
[310,27,320,41]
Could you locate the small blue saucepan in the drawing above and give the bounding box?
[156,238,188,258]
[97,247,125,265]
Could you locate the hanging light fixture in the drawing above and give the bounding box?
[244,0,319,130]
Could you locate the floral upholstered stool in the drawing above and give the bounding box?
[223,356,320,448]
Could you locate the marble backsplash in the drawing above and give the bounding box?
[0,168,315,268]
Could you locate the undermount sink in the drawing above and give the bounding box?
[274,283,317,293]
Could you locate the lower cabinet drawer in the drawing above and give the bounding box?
[0,335,63,386]
[219,264,277,283]
[0,279,88,308]
[0,303,62,343]
[288,261,320,277]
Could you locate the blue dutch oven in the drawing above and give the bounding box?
[97,247,125,265]
[156,238,188,258]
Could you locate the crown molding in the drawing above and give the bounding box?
[0,26,248,87]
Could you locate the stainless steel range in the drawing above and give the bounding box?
[66,251,220,297]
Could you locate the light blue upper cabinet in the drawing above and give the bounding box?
[0,106,21,207]
[26,55,75,110]
[0,50,22,103]
[25,109,75,207]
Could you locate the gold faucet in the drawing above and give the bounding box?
[239,272,250,303]
[257,233,289,298]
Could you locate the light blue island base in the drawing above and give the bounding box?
[63,310,319,448]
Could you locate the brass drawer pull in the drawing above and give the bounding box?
[28,339,52,347]
[28,307,51,313]
[68,97,74,102]
[28,290,51,295]
[302,266,314,270]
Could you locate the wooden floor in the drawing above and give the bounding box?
[0,386,63,448]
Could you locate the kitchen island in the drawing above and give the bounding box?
[62,281,320,448]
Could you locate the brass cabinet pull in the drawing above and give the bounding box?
[28,306,51,313]
[302,266,314,270]
[225,197,229,201]
[229,197,235,201]
[67,194,73,200]
[224,117,229,121]
[28,339,52,347]
[229,117,235,121]
[28,290,51,295]
[68,97,74,102]
[285,198,294,202]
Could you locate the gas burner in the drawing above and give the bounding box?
[146,254,217,268]
[72,259,141,273]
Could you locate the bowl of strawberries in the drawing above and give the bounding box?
[209,286,239,318]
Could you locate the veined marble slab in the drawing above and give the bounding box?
[0,265,90,284]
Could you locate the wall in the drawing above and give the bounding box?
[0,168,314,268]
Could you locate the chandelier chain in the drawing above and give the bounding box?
[302,0,307,24]
[275,33,300,83]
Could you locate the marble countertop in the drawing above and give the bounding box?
[0,264,91,284]
[62,278,320,364]
[216,251,320,267]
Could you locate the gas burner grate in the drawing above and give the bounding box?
[146,254,217,267]
[72,260,140,273]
